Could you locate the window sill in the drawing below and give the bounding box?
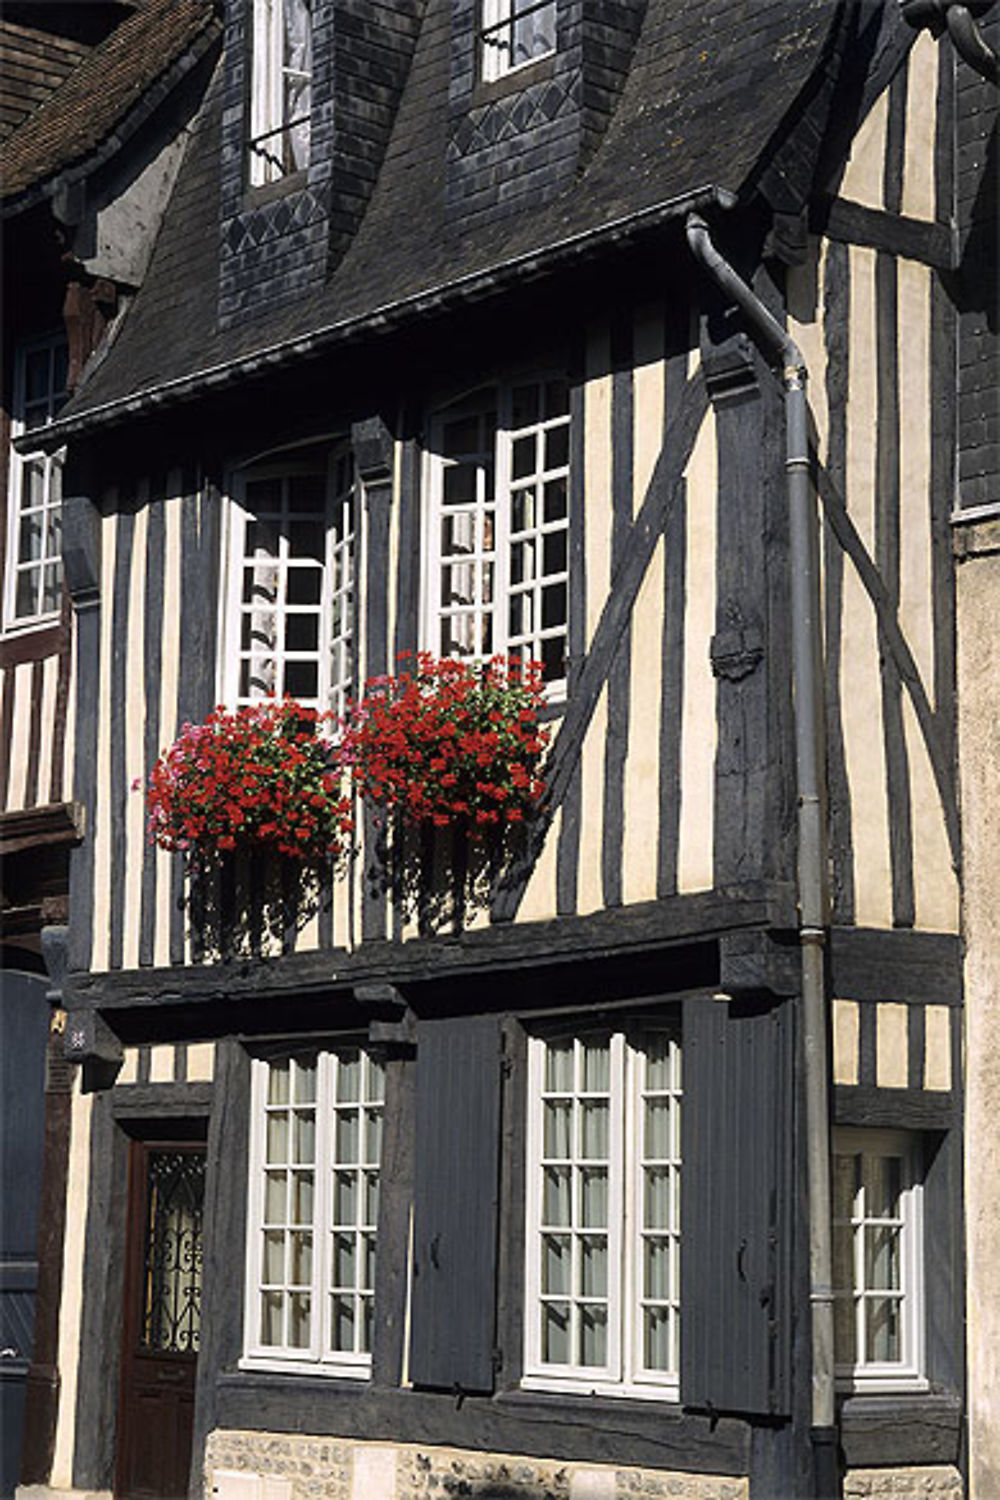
[243,169,309,209]
[469,53,555,108]
[0,619,63,667]
[238,1355,371,1381]
[497,1385,683,1418]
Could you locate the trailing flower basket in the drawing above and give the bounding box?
[341,652,549,837]
[143,699,353,866]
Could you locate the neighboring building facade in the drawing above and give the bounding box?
[0,3,220,1493]
[5,1,996,1499]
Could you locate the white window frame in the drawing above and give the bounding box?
[221,446,357,719]
[3,333,68,633]
[480,0,557,81]
[832,1126,926,1394]
[523,1025,682,1401]
[248,0,313,186]
[423,377,571,696]
[242,1046,384,1377]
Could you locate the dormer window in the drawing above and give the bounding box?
[480,0,556,81]
[249,0,313,186]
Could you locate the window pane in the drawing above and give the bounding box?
[268,1063,290,1105]
[511,384,539,428]
[545,424,569,470]
[580,1102,608,1160]
[543,1101,571,1157]
[261,1290,283,1345]
[288,1231,311,1285]
[542,1166,570,1226]
[644,1307,671,1371]
[581,1039,609,1092]
[865,1154,902,1221]
[285,611,319,653]
[542,1302,570,1364]
[645,1238,670,1300]
[266,1113,289,1162]
[543,476,567,523]
[512,435,535,480]
[333,1233,355,1287]
[578,1304,606,1367]
[579,1166,607,1227]
[865,1225,900,1291]
[288,1293,311,1348]
[338,1051,360,1102]
[545,1041,573,1092]
[866,1296,901,1363]
[542,1234,570,1295]
[333,1171,356,1225]
[19,504,43,562]
[264,1172,286,1223]
[290,1172,313,1224]
[336,1111,359,1164]
[580,1236,607,1297]
[262,1230,284,1282]
[330,1295,354,1352]
[284,660,318,699]
[292,1110,315,1164]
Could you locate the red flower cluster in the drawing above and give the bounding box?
[341,653,548,836]
[144,700,352,864]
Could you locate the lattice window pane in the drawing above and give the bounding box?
[6,338,67,627]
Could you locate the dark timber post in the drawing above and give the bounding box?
[352,416,395,943]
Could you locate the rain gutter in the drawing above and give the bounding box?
[685,213,838,1499]
[33,184,735,449]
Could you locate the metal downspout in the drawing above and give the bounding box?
[685,213,837,1498]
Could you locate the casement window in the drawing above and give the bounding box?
[833,1128,925,1392]
[425,378,570,691]
[249,0,313,186]
[480,0,557,80]
[223,448,356,717]
[523,1027,681,1398]
[3,335,68,630]
[244,1047,384,1374]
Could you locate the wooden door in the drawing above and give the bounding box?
[116,1143,205,1500]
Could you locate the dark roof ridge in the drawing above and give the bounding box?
[35,186,735,445]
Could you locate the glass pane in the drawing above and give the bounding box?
[644,1307,671,1371]
[645,1100,670,1159]
[288,520,324,560]
[268,1062,290,1104]
[293,1111,315,1164]
[580,1101,608,1159]
[545,378,569,417]
[290,1172,313,1225]
[443,415,482,458]
[15,570,37,619]
[247,518,279,556]
[333,1232,355,1287]
[542,1234,570,1295]
[512,435,535,480]
[542,582,567,629]
[331,1295,354,1352]
[364,1171,379,1224]
[580,1235,607,1297]
[511,487,534,532]
[338,1052,361,1102]
[644,1167,670,1231]
[336,1111,359,1164]
[548,1044,569,1092]
[543,1101,571,1158]
[542,1166,570,1227]
[260,1290,283,1345]
[541,1302,569,1364]
[866,1295,900,1363]
[285,612,319,653]
[266,1113,289,1162]
[19,506,43,562]
[865,1154,901,1220]
[288,1292,311,1348]
[333,1171,357,1225]
[286,567,322,605]
[579,1304,606,1367]
[264,1172,286,1224]
[580,1167,607,1228]
[865,1225,900,1291]
[25,348,50,403]
[288,1231,312,1286]
[645,1237,670,1299]
[510,538,534,585]
[542,530,567,577]
[545,423,569,470]
[540,634,565,683]
[40,562,60,613]
[581,1039,609,1092]
[262,1230,284,1282]
[509,591,533,638]
[364,1109,383,1163]
[543,476,567,523]
[284,660,318,699]
[366,1056,385,1104]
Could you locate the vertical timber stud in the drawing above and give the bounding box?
[352,417,395,944]
[410,1015,502,1394]
[60,481,101,976]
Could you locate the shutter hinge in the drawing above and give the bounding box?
[500,1054,513,1080]
[492,1345,503,1374]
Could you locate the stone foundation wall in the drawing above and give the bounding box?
[204,1432,749,1500]
[843,1466,964,1500]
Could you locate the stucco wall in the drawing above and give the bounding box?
[956,518,1000,1499]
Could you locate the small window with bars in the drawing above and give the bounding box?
[248,0,313,186]
[244,1047,385,1373]
[833,1127,925,1392]
[426,378,570,692]
[481,0,556,81]
[4,335,68,630]
[225,448,356,719]
[523,1025,681,1398]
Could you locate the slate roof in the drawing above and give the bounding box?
[0,0,219,205]
[59,0,855,431]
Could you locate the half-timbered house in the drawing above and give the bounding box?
[12,0,997,1497]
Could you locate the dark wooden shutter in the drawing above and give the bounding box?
[409,1014,502,1393]
[681,992,793,1415]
